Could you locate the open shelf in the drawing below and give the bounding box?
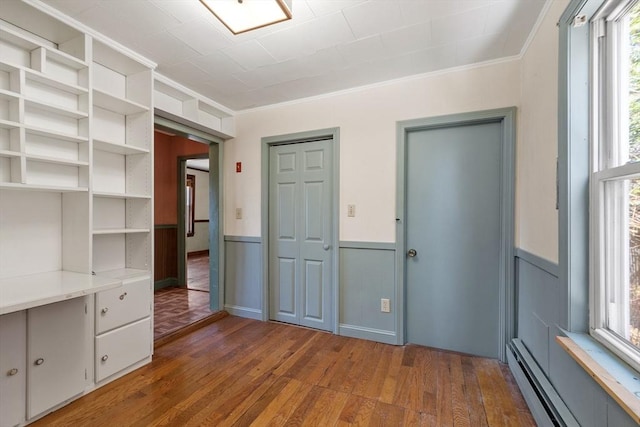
[0,182,88,192]
[93,138,149,155]
[0,149,20,158]
[93,89,148,115]
[92,228,150,235]
[25,68,88,95]
[24,97,88,119]
[0,119,20,130]
[25,153,89,167]
[25,125,88,143]
[0,88,20,100]
[93,191,150,199]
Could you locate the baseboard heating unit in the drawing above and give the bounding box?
[507,339,579,427]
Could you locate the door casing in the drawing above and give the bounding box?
[261,128,340,333]
[396,108,516,362]
[156,117,224,312]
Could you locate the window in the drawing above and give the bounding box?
[591,0,640,371]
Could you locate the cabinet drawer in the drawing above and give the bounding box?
[95,317,151,382]
[95,277,150,334]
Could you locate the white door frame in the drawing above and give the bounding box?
[261,128,340,333]
[395,108,516,361]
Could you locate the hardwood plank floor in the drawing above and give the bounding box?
[32,316,535,427]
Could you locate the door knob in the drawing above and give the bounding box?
[323,244,331,251]
[34,358,44,366]
[407,248,417,257]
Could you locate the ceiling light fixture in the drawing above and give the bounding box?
[200,0,293,35]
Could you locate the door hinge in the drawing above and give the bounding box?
[85,303,88,314]
[85,369,87,380]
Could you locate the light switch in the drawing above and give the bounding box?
[347,204,356,217]
[235,208,242,219]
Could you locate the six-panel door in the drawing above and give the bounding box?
[269,140,333,331]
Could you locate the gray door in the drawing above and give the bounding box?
[406,121,502,358]
[269,140,333,331]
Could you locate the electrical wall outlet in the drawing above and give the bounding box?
[235,208,242,219]
[381,298,390,313]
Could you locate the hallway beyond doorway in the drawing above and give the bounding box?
[154,288,211,340]
[187,252,209,292]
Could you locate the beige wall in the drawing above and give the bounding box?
[516,0,568,263]
[224,60,522,242]
[223,0,565,262]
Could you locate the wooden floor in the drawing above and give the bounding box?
[33,316,534,427]
[187,252,210,292]
[154,287,211,340]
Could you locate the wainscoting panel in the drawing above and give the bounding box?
[514,249,636,427]
[155,225,178,289]
[338,242,396,344]
[224,236,262,319]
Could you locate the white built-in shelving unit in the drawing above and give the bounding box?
[154,73,236,138]
[0,1,155,425]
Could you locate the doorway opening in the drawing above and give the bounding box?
[153,121,222,341]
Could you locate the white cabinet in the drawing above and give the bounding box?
[96,277,151,334]
[95,317,151,382]
[0,311,26,427]
[0,298,88,426]
[94,276,152,383]
[27,298,86,419]
[0,1,155,424]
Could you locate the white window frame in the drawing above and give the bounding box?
[590,0,640,372]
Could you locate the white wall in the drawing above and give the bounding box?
[224,60,522,242]
[516,0,568,263]
[186,167,210,253]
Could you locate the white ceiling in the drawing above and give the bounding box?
[37,0,548,111]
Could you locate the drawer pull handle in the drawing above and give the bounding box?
[119,292,127,300]
[101,355,109,362]
[8,368,18,376]
[35,358,44,366]
[101,307,109,314]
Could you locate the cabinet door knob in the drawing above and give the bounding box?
[119,292,127,300]
[7,368,18,376]
[101,307,109,314]
[35,358,44,366]
[101,355,109,362]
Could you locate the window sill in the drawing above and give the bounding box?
[556,332,640,424]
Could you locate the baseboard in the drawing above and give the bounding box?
[224,304,262,320]
[154,278,178,290]
[338,324,397,345]
[508,339,579,426]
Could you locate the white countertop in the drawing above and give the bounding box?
[0,270,122,315]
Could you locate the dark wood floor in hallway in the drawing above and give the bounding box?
[33,316,535,426]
